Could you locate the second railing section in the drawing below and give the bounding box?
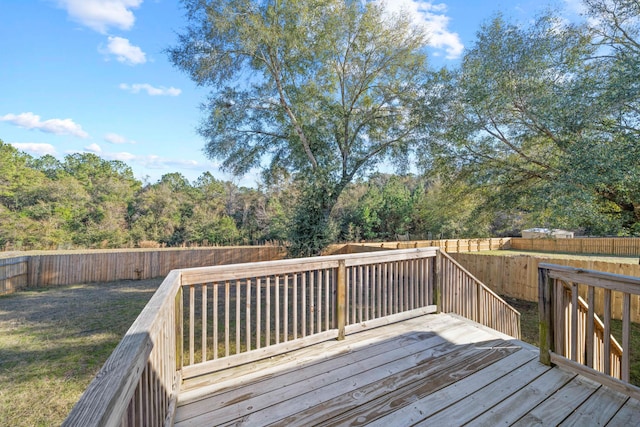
[177,248,439,379]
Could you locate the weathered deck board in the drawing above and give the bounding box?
[467,367,576,425]
[559,386,630,426]
[174,313,640,426]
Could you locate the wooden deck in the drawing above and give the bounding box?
[174,313,640,426]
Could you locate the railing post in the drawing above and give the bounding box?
[336,260,346,340]
[538,266,554,366]
[434,250,442,313]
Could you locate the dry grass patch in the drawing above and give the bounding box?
[0,279,161,427]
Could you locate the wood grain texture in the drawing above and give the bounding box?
[173,313,640,427]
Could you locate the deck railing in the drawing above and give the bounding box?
[64,248,519,426]
[439,251,521,339]
[539,263,640,400]
[178,248,440,379]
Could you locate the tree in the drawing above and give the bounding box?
[578,0,640,233]
[424,10,640,235]
[61,153,140,247]
[169,0,430,255]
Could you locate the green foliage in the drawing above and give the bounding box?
[423,4,640,235]
[0,142,290,250]
[169,0,431,254]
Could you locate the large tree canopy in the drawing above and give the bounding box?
[169,0,431,255]
[425,3,640,235]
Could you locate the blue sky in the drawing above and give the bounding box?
[0,0,582,187]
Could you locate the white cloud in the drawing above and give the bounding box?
[10,142,57,156]
[119,83,181,96]
[103,36,146,65]
[56,0,143,34]
[376,0,464,59]
[104,132,135,144]
[0,112,89,138]
[85,143,103,153]
[110,151,137,161]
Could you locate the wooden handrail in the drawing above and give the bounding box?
[64,270,182,426]
[538,263,640,401]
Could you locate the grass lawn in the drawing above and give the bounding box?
[0,279,161,427]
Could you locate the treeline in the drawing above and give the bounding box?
[0,141,515,251]
[1,138,637,252]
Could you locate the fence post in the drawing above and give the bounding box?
[336,260,346,340]
[538,266,554,366]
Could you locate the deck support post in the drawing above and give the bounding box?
[538,266,554,366]
[336,260,346,340]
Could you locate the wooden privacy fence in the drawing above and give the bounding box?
[0,256,29,294]
[451,252,640,322]
[0,246,285,295]
[539,263,640,400]
[328,237,512,254]
[512,237,640,256]
[64,248,520,426]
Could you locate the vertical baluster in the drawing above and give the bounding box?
[266,276,271,346]
[604,288,612,376]
[256,277,261,350]
[284,274,288,342]
[225,280,230,357]
[586,286,594,369]
[570,282,579,362]
[376,263,382,318]
[293,273,298,340]
[325,268,331,330]
[246,278,251,352]
[351,266,356,324]
[384,262,389,316]
[213,282,218,359]
[275,275,280,344]
[345,267,350,324]
[622,292,631,382]
[317,269,323,332]
[358,265,363,322]
[394,261,400,314]
[202,283,207,363]
[302,272,307,337]
[398,261,403,313]
[236,280,241,354]
[364,264,370,321]
[310,270,315,335]
[189,284,194,365]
